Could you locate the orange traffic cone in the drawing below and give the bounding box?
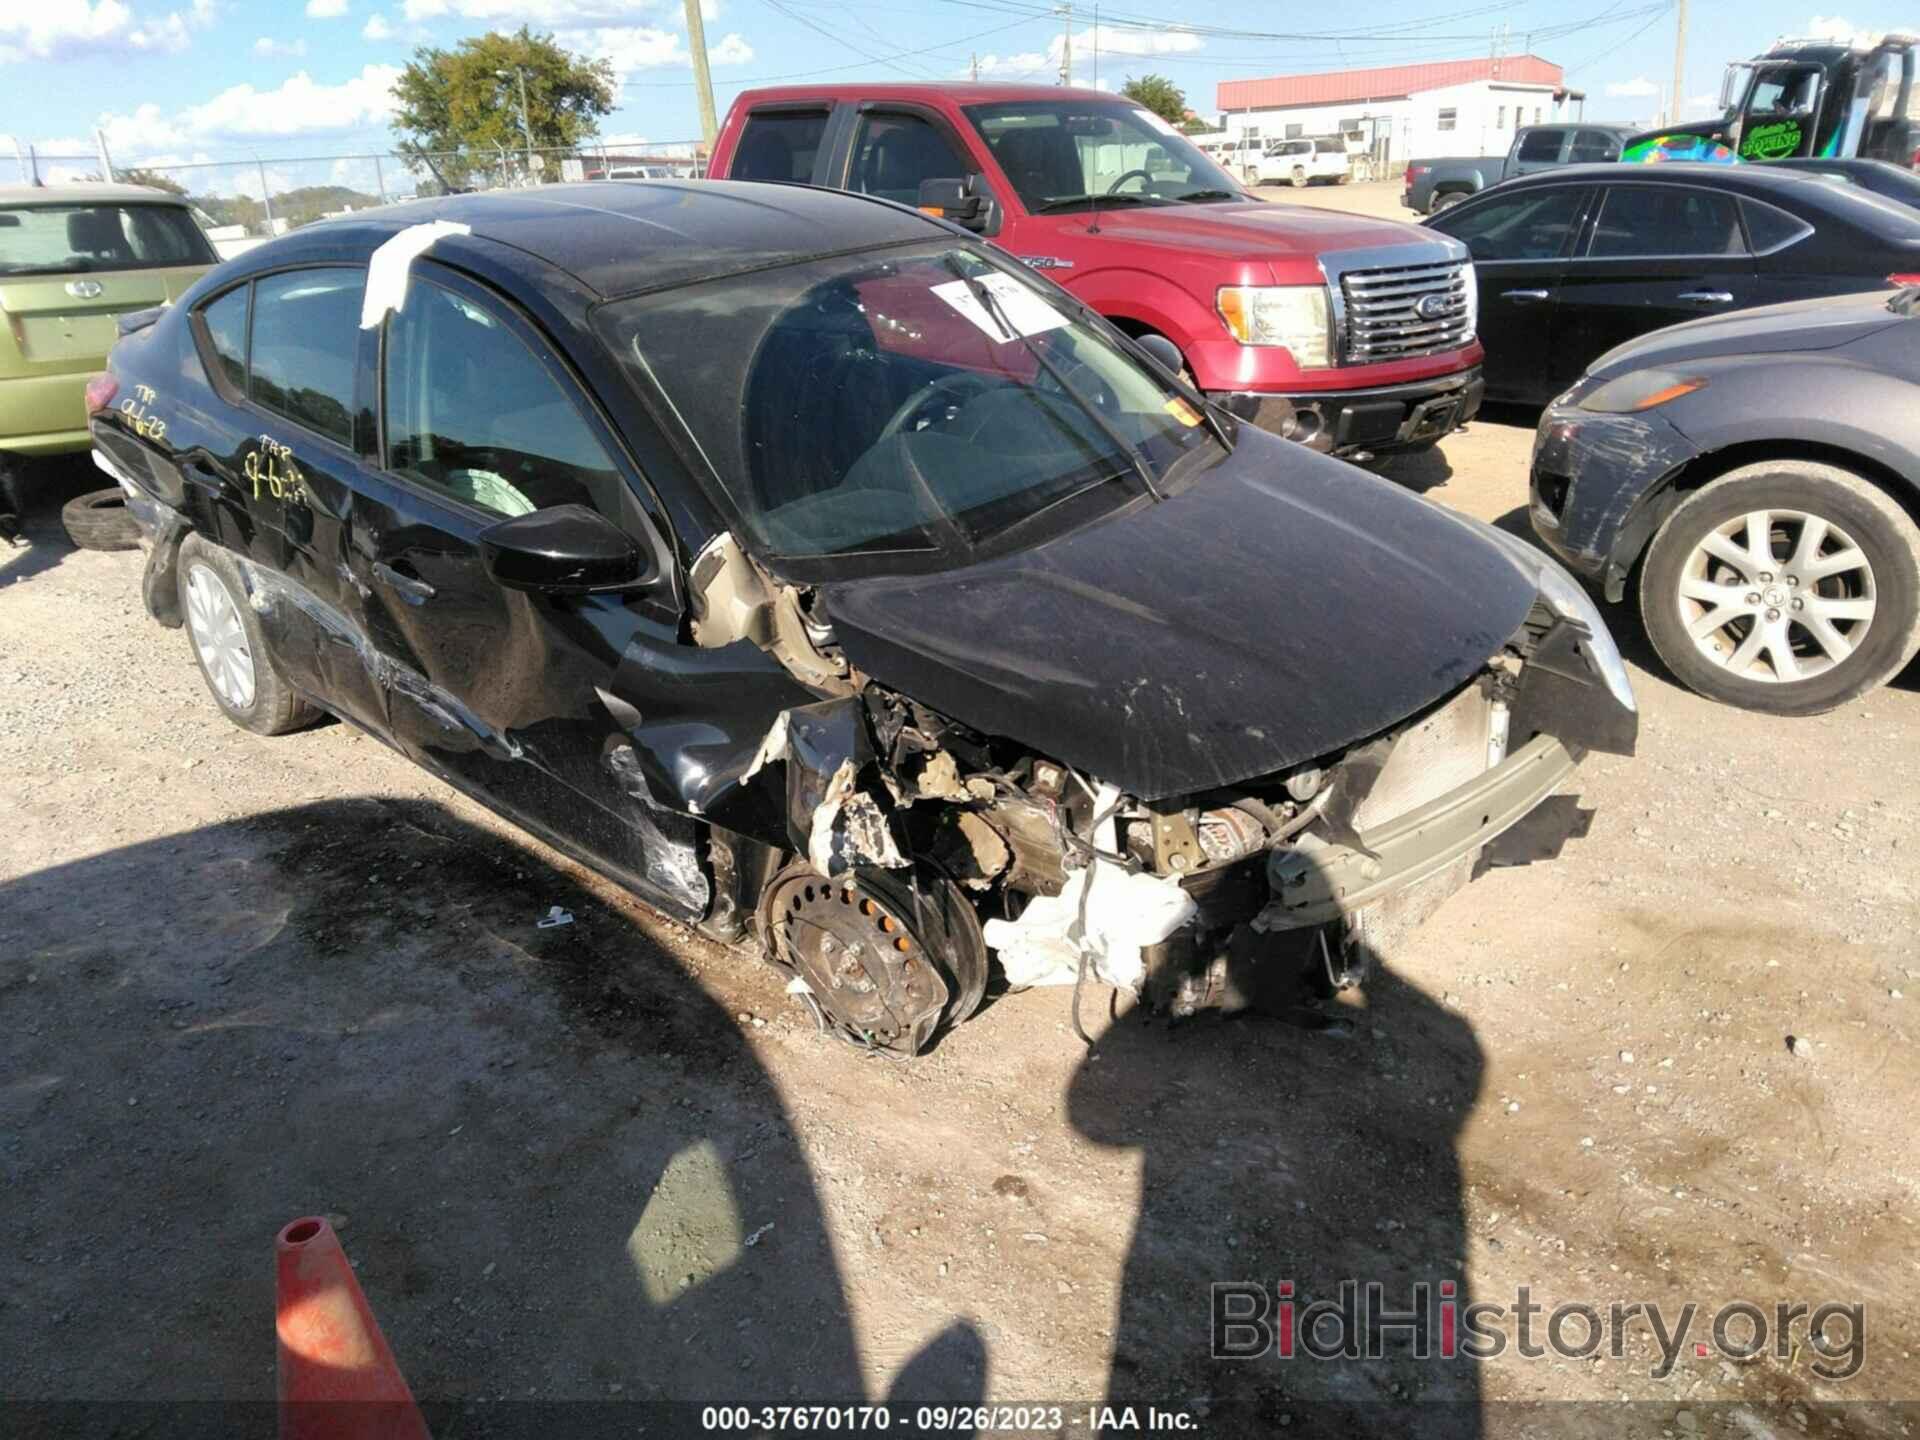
[276,1216,431,1440]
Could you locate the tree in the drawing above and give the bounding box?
[122,167,187,195]
[1121,74,1189,127]
[390,25,614,184]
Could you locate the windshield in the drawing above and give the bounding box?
[964,99,1244,212]
[0,202,217,276]
[597,243,1220,572]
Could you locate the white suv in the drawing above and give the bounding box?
[1250,138,1352,187]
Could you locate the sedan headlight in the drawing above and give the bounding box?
[1577,369,1708,413]
[1215,285,1333,366]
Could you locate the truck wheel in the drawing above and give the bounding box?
[1430,191,1469,213]
[1291,165,1308,188]
[1638,462,1920,715]
[61,487,142,551]
[176,534,320,736]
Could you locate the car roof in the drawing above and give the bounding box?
[1495,162,1853,195]
[0,182,191,205]
[295,179,946,299]
[733,82,1130,107]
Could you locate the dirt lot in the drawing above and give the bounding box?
[5,298,1920,1433]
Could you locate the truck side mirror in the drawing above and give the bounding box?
[918,177,992,233]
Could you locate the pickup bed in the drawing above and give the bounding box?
[1404,124,1633,214]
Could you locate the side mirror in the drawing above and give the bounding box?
[917,177,990,232]
[478,504,647,595]
[1133,333,1184,379]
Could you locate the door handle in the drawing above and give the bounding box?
[372,561,435,605]
[1501,288,1550,301]
[1677,290,1734,304]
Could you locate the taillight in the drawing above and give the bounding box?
[84,372,118,415]
[1888,273,1920,287]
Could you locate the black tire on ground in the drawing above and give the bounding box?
[1638,461,1920,716]
[1430,191,1469,213]
[61,487,142,551]
[175,534,320,736]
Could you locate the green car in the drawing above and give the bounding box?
[1,183,219,539]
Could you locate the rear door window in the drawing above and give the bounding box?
[249,268,364,446]
[847,112,973,206]
[198,284,249,392]
[1587,186,1744,257]
[731,109,832,183]
[1568,129,1621,162]
[1516,129,1566,163]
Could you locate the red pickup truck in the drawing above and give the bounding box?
[707,83,1484,456]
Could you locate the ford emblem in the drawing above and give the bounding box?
[1414,292,1449,321]
[66,280,104,299]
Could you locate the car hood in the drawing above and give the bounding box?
[1590,289,1906,378]
[1080,200,1453,268]
[822,431,1541,802]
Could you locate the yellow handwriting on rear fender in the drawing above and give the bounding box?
[245,436,309,506]
[118,384,167,443]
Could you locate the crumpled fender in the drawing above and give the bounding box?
[142,509,190,629]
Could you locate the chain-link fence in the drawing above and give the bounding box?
[13,141,706,257]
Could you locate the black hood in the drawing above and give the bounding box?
[823,431,1540,801]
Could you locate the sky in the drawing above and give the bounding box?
[2,0,1915,198]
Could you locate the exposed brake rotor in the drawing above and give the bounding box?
[760,864,988,1056]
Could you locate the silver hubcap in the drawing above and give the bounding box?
[1676,507,1876,685]
[185,562,256,710]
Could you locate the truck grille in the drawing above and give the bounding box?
[1338,260,1474,363]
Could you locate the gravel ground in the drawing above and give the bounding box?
[4,347,1919,1437]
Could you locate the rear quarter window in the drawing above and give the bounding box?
[731,110,831,183]
[198,284,249,392]
[249,268,364,446]
[1740,197,1815,254]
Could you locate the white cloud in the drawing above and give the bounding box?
[253,36,309,56]
[560,23,752,79]
[305,0,350,16]
[96,63,403,151]
[0,0,215,63]
[968,23,1201,80]
[362,12,391,38]
[1683,91,1717,115]
[403,0,668,20]
[1806,14,1864,43]
[1605,76,1658,98]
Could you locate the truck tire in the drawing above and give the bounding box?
[1430,190,1469,214]
[1638,462,1920,715]
[62,487,142,552]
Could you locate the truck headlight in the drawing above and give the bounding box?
[1215,285,1332,366]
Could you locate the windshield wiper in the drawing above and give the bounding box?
[941,254,1164,502]
[1034,193,1168,214]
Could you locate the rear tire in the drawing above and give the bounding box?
[176,535,319,736]
[1638,462,1920,715]
[61,487,141,551]
[1430,190,1469,213]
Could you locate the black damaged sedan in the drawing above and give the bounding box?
[90,181,1635,1054]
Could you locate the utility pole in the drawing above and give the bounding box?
[970,52,978,82]
[1055,1,1073,87]
[497,68,535,177]
[255,155,275,233]
[685,0,719,150]
[94,127,116,183]
[1092,2,1099,89]
[1670,0,1689,129]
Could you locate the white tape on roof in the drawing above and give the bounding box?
[359,220,472,329]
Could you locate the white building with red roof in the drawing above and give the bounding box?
[1213,56,1589,173]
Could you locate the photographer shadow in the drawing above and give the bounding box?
[1068,945,1486,1437]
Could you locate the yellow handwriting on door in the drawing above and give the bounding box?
[244,436,308,505]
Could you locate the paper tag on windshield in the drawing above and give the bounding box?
[930,275,1068,344]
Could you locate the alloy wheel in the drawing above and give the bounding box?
[1675,507,1876,684]
[185,562,257,710]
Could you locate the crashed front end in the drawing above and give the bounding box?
[735,558,1635,1055]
